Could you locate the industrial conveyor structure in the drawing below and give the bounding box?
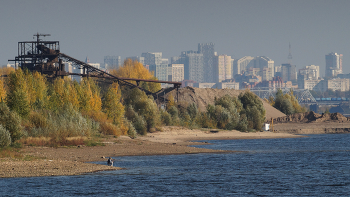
[8,33,181,100]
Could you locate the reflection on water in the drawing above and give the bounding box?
[2,134,350,196]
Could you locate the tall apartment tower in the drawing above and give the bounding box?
[198,43,215,83]
[180,50,204,83]
[141,52,162,66]
[281,63,296,82]
[325,52,343,78]
[104,56,122,70]
[213,55,232,82]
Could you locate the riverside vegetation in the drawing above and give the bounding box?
[0,59,271,150]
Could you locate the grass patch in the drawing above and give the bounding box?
[18,136,88,147]
[84,138,105,147]
[0,147,22,159]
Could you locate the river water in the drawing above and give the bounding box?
[2,134,350,196]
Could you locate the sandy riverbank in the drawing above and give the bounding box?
[0,127,301,178]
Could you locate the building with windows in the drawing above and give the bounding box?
[326,78,349,92]
[141,52,162,66]
[174,51,204,83]
[198,43,215,83]
[297,65,320,88]
[299,79,322,90]
[280,63,296,82]
[298,65,320,80]
[300,78,349,92]
[232,56,254,76]
[213,54,232,82]
[149,64,168,81]
[325,52,343,78]
[216,82,240,89]
[168,64,184,82]
[232,56,274,81]
[254,56,274,81]
[104,55,121,70]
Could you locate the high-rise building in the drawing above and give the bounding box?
[325,52,343,77]
[213,55,232,82]
[298,65,320,80]
[198,43,215,82]
[104,56,121,70]
[181,51,204,83]
[281,63,296,82]
[141,52,162,66]
[149,64,168,81]
[297,65,320,89]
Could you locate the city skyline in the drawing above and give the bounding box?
[1,0,349,77]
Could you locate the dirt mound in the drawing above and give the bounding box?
[315,112,349,123]
[166,87,286,120]
[273,111,321,123]
[273,111,349,124]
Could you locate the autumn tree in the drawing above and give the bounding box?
[0,77,6,102]
[102,82,125,125]
[31,72,49,110]
[111,59,161,92]
[6,69,30,118]
[167,94,176,109]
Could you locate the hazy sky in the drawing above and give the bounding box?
[1,0,350,76]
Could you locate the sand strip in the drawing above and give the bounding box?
[0,127,302,178]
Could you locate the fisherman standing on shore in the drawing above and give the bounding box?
[107,157,113,166]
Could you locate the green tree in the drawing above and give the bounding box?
[238,91,265,130]
[0,125,11,148]
[125,106,147,135]
[6,69,30,118]
[0,102,23,142]
[273,89,305,115]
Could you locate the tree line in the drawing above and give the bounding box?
[0,59,268,148]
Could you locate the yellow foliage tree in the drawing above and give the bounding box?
[0,67,15,76]
[102,82,125,126]
[79,78,93,112]
[6,68,30,117]
[66,81,80,110]
[111,59,161,92]
[31,71,49,109]
[0,77,6,102]
[87,78,102,112]
[287,90,305,113]
[0,68,10,102]
[23,69,37,107]
[49,77,82,111]
[167,93,175,109]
